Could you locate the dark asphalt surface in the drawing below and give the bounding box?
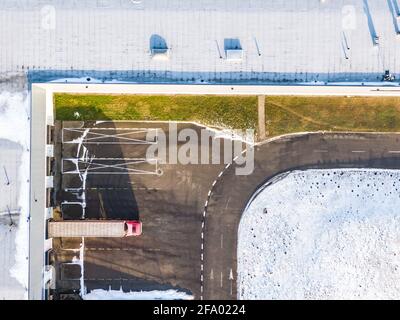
[54,121,226,298]
[204,132,400,299]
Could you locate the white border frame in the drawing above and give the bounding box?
[29,81,400,300]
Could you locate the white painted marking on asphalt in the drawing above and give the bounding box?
[351,150,366,153]
[210,269,214,280]
[229,269,234,295]
[314,149,328,153]
[388,151,400,153]
[225,198,231,210]
[221,234,224,249]
[199,161,234,299]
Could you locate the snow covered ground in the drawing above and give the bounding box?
[238,169,400,300]
[0,92,30,299]
[83,288,194,300]
[1,0,400,83]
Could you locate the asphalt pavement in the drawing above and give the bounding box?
[52,122,400,299]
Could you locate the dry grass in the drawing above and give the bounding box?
[55,94,400,137]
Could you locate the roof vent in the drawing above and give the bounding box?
[224,38,243,61]
[150,34,169,60]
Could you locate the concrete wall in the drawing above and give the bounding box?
[29,84,54,300]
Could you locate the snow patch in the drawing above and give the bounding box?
[83,288,194,300]
[79,238,85,297]
[0,91,30,299]
[199,124,255,145]
[239,169,400,300]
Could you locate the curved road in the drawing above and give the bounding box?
[202,132,400,300]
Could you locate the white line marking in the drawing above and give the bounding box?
[351,150,366,153]
[314,149,328,153]
[388,151,400,153]
[62,158,159,175]
[221,234,224,249]
[220,272,223,288]
[63,127,158,144]
[225,198,231,210]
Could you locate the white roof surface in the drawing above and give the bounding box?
[0,0,399,82]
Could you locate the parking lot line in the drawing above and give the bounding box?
[63,127,158,145]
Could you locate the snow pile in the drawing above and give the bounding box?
[207,126,255,146]
[238,169,400,300]
[0,91,30,298]
[83,288,194,300]
[77,238,85,297]
[0,92,29,147]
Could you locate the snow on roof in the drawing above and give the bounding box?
[151,49,170,61]
[225,50,243,61]
[0,0,399,82]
